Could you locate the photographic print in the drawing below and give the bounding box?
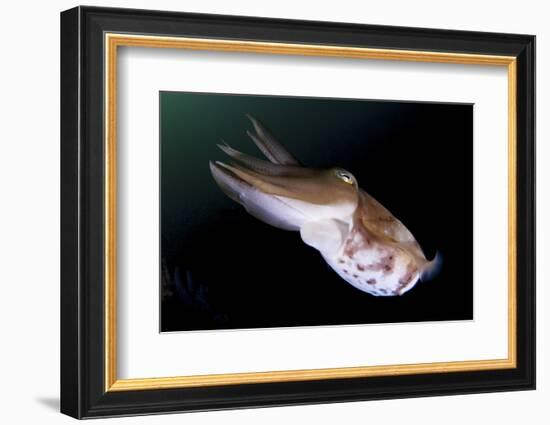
[61,8,535,417]
[160,91,473,332]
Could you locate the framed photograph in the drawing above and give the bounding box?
[60,6,535,419]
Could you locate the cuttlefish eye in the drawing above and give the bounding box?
[334,169,355,185]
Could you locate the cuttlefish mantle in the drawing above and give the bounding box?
[209,115,441,296]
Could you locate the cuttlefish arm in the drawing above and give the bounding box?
[209,160,308,231]
[245,114,301,166]
[209,115,440,296]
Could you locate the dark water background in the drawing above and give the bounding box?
[160,91,473,332]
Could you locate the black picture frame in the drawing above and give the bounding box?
[61,5,535,419]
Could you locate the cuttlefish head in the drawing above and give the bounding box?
[210,152,359,231]
[209,115,360,234]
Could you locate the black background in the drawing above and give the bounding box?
[160,92,473,332]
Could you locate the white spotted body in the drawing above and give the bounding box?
[325,213,420,296]
[308,190,427,296]
[325,251,419,297]
[210,115,441,296]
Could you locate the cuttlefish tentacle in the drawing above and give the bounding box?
[217,142,312,178]
[209,115,441,296]
[209,161,307,231]
[245,114,301,166]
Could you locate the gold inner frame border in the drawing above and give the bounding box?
[104,33,517,392]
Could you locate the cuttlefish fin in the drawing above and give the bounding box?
[246,114,301,166]
[300,219,348,256]
[420,251,443,282]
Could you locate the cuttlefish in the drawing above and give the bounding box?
[209,115,441,296]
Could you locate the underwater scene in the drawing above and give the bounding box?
[160,91,473,332]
